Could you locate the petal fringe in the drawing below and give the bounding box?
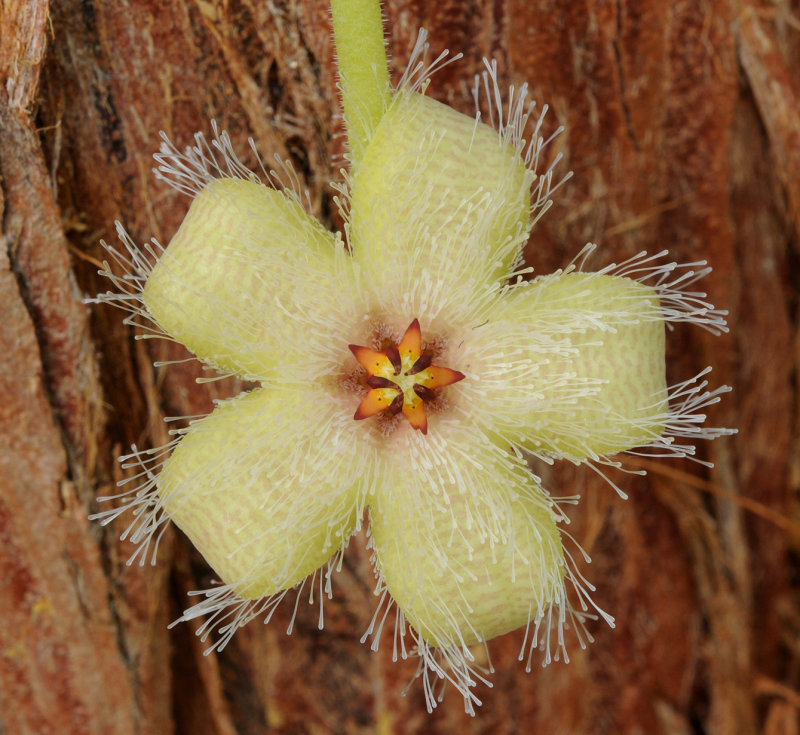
[364,419,610,714]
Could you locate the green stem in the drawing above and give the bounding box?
[330,0,391,166]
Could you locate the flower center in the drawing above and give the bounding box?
[348,319,465,434]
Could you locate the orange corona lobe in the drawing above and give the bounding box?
[349,319,464,433]
[422,365,465,389]
[397,318,422,363]
[402,397,428,434]
[354,387,401,420]
[348,345,395,376]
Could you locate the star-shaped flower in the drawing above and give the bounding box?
[349,318,465,433]
[93,5,733,714]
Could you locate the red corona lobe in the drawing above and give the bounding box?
[348,320,465,434]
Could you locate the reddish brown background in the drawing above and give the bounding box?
[1,0,798,733]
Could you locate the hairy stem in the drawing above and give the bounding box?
[330,0,391,166]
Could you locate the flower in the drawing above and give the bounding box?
[92,26,734,714]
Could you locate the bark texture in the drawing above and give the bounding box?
[1,0,798,733]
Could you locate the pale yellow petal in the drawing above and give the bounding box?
[143,178,359,380]
[369,420,566,648]
[457,273,668,458]
[157,386,363,599]
[349,91,533,321]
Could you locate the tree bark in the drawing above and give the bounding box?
[1,0,797,733]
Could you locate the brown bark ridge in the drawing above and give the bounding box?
[0,0,797,732]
